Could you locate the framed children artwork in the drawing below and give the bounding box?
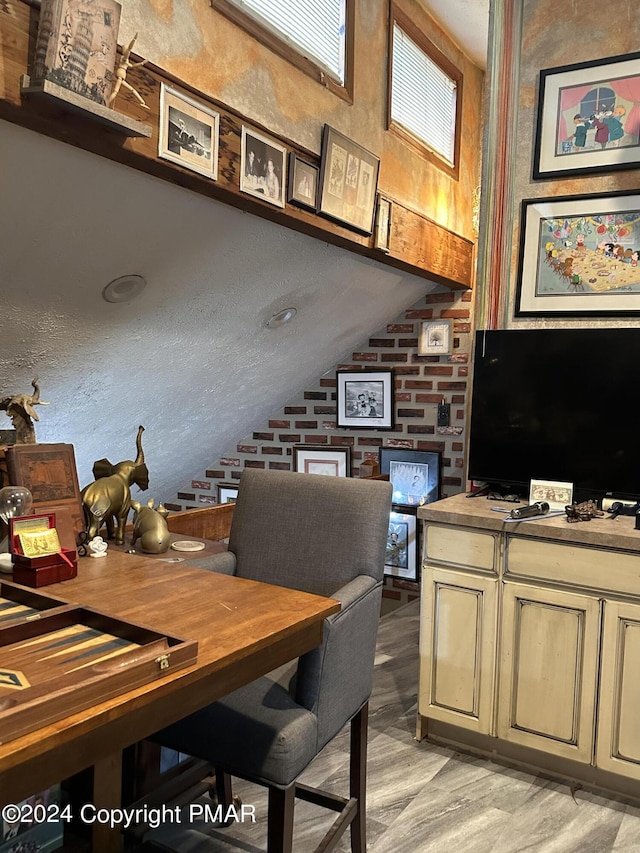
[516,191,640,316]
[293,445,350,477]
[379,448,441,509]
[534,52,640,180]
[384,509,418,582]
[336,369,394,430]
[159,84,219,180]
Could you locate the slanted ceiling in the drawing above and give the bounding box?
[1,120,439,501]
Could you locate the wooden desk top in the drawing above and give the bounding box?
[0,549,340,803]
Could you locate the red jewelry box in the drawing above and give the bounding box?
[9,513,78,588]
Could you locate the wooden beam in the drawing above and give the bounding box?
[0,0,473,290]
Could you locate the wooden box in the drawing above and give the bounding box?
[0,594,198,743]
[0,580,69,627]
[9,513,78,587]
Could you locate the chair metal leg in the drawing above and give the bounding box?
[268,784,295,853]
[350,703,368,853]
[215,768,233,810]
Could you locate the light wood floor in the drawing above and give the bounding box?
[144,600,640,852]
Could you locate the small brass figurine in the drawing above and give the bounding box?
[130,498,170,554]
[565,500,604,523]
[81,425,149,545]
[107,33,149,110]
[0,377,49,443]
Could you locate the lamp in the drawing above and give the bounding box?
[102,274,147,304]
[266,307,297,329]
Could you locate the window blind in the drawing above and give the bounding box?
[228,0,346,84]
[391,23,457,165]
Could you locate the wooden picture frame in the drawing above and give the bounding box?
[534,52,640,180]
[293,445,350,477]
[385,509,418,582]
[287,153,319,210]
[419,319,452,355]
[374,195,391,252]
[336,369,394,430]
[379,447,441,508]
[158,84,219,180]
[240,126,287,208]
[516,191,640,316]
[5,443,85,544]
[318,125,379,234]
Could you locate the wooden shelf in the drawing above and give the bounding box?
[20,75,153,138]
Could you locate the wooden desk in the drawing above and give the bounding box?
[0,550,339,848]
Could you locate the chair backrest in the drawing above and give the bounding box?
[228,468,392,597]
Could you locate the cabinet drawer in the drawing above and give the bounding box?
[426,524,498,573]
[506,536,640,596]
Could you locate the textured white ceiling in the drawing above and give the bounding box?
[422,0,490,68]
[0,120,440,502]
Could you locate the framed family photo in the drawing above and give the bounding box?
[385,510,418,582]
[159,84,219,180]
[287,154,319,210]
[419,320,452,355]
[240,126,287,208]
[379,448,441,509]
[516,191,640,316]
[534,52,640,180]
[293,445,350,477]
[318,125,380,235]
[336,369,394,430]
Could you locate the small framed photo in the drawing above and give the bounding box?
[240,126,287,208]
[218,483,239,504]
[318,125,380,235]
[287,154,319,210]
[379,448,441,508]
[374,196,391,252]
[529,479,574,511]
[534,52,640,180]
[419,320,452,355]
[159,84,219,180]
[293,445,350,477]
[336,369,394,430]
[385,509,418,582]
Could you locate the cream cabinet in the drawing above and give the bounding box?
[417,494,640,794]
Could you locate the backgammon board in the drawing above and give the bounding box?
[0,582,198,744]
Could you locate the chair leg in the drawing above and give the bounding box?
[350,703,368,853]
[268,784,295,853]
[215,768,233,810]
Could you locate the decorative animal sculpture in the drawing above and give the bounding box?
[130,498,170,554]
[81,425,149,545]
[0,376,49,443]
[565,499,604,523]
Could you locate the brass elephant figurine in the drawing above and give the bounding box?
[130,498,170,554]
[81,425,149,545]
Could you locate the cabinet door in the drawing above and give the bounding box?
[498,583,599,762]
[418,567,498,735]
[597,600,640,780]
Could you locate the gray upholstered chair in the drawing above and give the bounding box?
[154,467,392,852]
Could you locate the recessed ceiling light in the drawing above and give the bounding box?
[266,307,297,329]
[102,274,147,304]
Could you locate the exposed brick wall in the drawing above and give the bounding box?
[169,287,473,608]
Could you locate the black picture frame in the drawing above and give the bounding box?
[318,125,380,235]
[379,447,441,508]
[336,369,394,430]
[533,52,640,180]
[292,445,350,477]
[384,508,418,582]
[287,153,319,211]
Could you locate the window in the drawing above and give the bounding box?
[389,7,462,177]
[215,0,353,101]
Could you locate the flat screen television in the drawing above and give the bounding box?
[468,328,640,503]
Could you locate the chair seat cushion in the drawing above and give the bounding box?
[154,675,318,788]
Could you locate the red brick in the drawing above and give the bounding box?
[357,437,383,446]
[452,442,464,451]
[303,435,328,444]
[191,480,211,490]
[352,352,379,361]
[369,338,395,347]
[382,589,402,600]
[313,406,336,414]
[237,444,257,453]
[381,353,408,362]
[220,457,241,466]
[198,495,218,505]
[437,381,467,391]
[398,338,419,348]
[164,503,182,512]
[205,469,225,478]
[385,438,414,448]
[394,366,420,375]
[252,432,274,441]
[424,366,454,375]
[387,324,414,333]
[320,377,337,387]
[284,406,307,414]
[415,393,441,403]
[269,420,290,428]
[458,366,469,376]
[331,436,355,446]
[279,434,301,442]
[442,309,471,318]
[262,446,285,455]
[452,394,465,403]
[244,460,266,469]
[269,461,291,470]
[405,309,434,319]
[177,492,195,501]
[393,578,419,591]
[304,391,327,400]
[405,380,433,389]
[322,421,337,429]
[424,292,455,304]
[395,393,412,402]
[295,421,318,429]
[398,408,425,418]
[407,424,435,434]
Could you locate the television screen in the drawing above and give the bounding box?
[468,328,640,502]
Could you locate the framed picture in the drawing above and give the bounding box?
[419,319,452,355]
[379,448,441,508]
[293,445,350,477]
[287,154,319,211]
[158,84,219,180]
[336,370,394,430]
[529,479,574,511]
[5,443,84,544]
[217,483,239,504]
[516,191,640,316]
[318,125,380,235]
[240,126,287,208]
[534,52,640,180]
[374,196,391,252]
[385,509,418,582]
